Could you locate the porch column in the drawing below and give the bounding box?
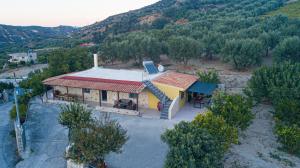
[82,89,84,103]
[45,85,48,99]
[66,86,69,95]
[136,93,139,111]
[52,86,55,100]
[99,90,102,106]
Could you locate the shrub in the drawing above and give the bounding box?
[19,70,50,97]
[0,82,14,92]
[246,62,300,103]
[210,91,253,130]
[274,36,300,63]
[193,111,238,152]
[275,99,300,127]
[275,124,300,155]
[59,104,128,167]
[196,69,220,83]
[10,104,27,123]
[59,103,93,139]
[161,121,223,168]
[19,93,32,104]
[67,117,128,167]
[222,38,263,70]
[247,62,300,156]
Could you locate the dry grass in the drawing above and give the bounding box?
[265,0,300,19]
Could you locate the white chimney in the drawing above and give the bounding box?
[93,54,98,68]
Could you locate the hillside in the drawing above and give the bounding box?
[77,0,288,43]
[266,0,300,19]
[77,0,177,41]
[0,25,77,54]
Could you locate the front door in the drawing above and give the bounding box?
[101,90,107,102]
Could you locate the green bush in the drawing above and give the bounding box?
[246,62,300,156]
[210,91,253,130]
[60,104,128,167]
[196,69,220,83]
[274,36,300,63]
[68,118,128,167]
[59,103,93,131]
[275,99,300,127]
[10,104,28,123]
[19,70,50,97]
[246,62,300,103]
[19,93,32,105]
[0,82,14,92]
[275,124,300,155]
[193,111,238,152]
[161,121,223,168]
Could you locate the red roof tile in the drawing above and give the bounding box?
[43,76,145,93]
[152,71,198,90]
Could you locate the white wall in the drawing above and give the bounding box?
[168,96,180,120]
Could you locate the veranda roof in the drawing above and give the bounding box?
[43,75,145,93]
[187,81,217,95]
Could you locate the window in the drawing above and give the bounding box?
[129,93,138,99]
[83,88,90,94]
[101,90,107,101]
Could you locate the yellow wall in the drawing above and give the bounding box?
[152,82,182,100]
[147,90,160,110]
[148,82,188,109]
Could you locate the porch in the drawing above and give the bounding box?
[44,89,160,118]
[172,103,207,122]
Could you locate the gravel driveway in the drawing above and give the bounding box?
[15,99,177,168]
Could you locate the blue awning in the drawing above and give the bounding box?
[188,81,217,95]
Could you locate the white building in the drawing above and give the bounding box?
[8,50,37,63]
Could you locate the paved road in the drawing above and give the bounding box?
[16,100,68,168]
[0,102,17,168]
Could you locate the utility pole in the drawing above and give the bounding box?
[13,72,21,125]
[14,88,21,126]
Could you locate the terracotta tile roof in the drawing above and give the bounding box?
[152,71,198,90]
[43,75,145,93]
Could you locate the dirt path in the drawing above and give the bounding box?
[0,64,48,78]
[224,104,300,168]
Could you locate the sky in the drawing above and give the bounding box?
[0,0,159,27]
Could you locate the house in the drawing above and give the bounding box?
[8,50,37,63]
[43,54,217,119]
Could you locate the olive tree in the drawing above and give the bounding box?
[167,36,202,65]
[274,36,300,63]
[222,38,263,70]
[196,69,220,83]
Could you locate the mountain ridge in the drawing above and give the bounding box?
[0,24,77,54]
